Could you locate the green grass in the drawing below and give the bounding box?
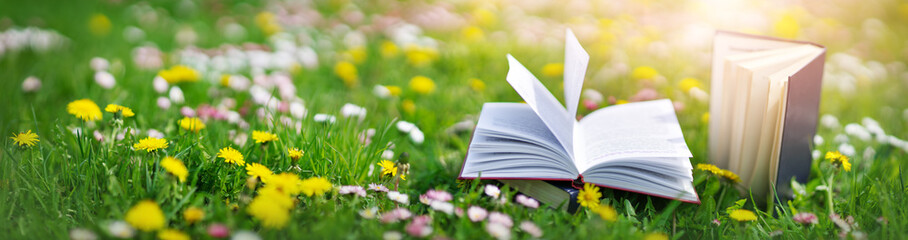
[1,0,908,239]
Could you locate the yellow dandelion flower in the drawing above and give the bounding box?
[401,99,416,114]
[160,157,188,182]
[541,63,564,77]
[578,183,602,208]
[631,66,659,80]
[247,193,291,229]
[88,14,111,36]
[254,11,282,36]
[469,78,486,91]
[258,185,294,209]
[252,130,278,144]
[643,233,669,240]
[334,61,358,87]
[678,77,702,92]
[10,130,39,147]
[380,41,399,58]
[616,99,629,105]
[299,177,333,197]
[267,172,302,195]
[67,99,103,121]
[386,85,402,96]
[178,117,206,132]
[773,13,800,39]
[246,163,274,183]
[701,112,710,124]
[105,104,135,117]
[343,46,367,64]
[182,207,204,224]
[825,151,851,172]
[158,65,200,84]
[472,8,497,27]
[591,204,617,222]
[378,160,398,177]
[697,163,741,183]
[404,45,438,67]
[157,229,189,240]
[287,148,303,160]
[218,147,245,166]
[125,200,166,231]
[729,209,757,222]
[133,137,168,152]
[462,25,484,41]
[409,76,436,95]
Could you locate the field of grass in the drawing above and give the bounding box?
[2,0,908,239]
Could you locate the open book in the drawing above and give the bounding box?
[458,29,699,204]
[708,31,825,199]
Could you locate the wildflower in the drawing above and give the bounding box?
[409,76,436,94]
[643,233,669,240]
[488,212,514,227]
[484,184,501,199]
[124,200,166,231]
[378,160,398,177]
[360,207,379,219]
[381,208,412,223]
[265,172,302,195]
[106,221,135,238]
[388,191,409,204]
[160,157,188,182]
[383,231,403,240]
[254,12,281,36]
[158,65,200,84]
[429,201,454,215]
[313,114,336,124]
[729,209,757,222]
[69,228,97,240]
[339,185,367,197]
[467,206,488,222]
[10,130,39,147]
[386,86,402,96]
[88,14,111,36]
[696,164,741,183]
[773,12,800,39]
[793,212,819,225]
[368,183,389,192]
[341,103,367,119]
[105,104,135,117]
[218,147,245,166]
[207,224,230,238]
[169,86,185,104]
[380,41,399,58]
[157,97,171,110]
[678,77,702,92]
[541,63,564,77]
[591,204,618,222]
[578,183,602,208]
[133,137,168,152]
[246,163,273,183]
[485,223,511,240]
[712,219,721,225]
[469,78,486,91]
[516,194,540,208]
[67,99,103,121]
[22,76,41,92]
[232,231,262,240]
[373,85,392,98]
[422,189,453,203]
[180,107,195,117]
[247,194,290,229]
[825,151,852,171]
[631,66,659,80]
[252,130,278,144]
[178,117,205,132]
[94,71,116,89]
[405,215,433,237]
[519,221,543,238]
[404,45,438,67]
[181,207,204,224]
[401,99,416,114]
[462,26,484,41]
[334,61,358,87]
[300,177,332,197]
[158,229,189,240]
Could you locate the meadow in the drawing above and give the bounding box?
[1,0,908,239]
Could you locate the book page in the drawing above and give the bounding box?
[575,99,692,172]
[563,28,590,120]
[506,54,577,160]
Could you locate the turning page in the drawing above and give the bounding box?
[506,55,577,160]
[563,28,590,120]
